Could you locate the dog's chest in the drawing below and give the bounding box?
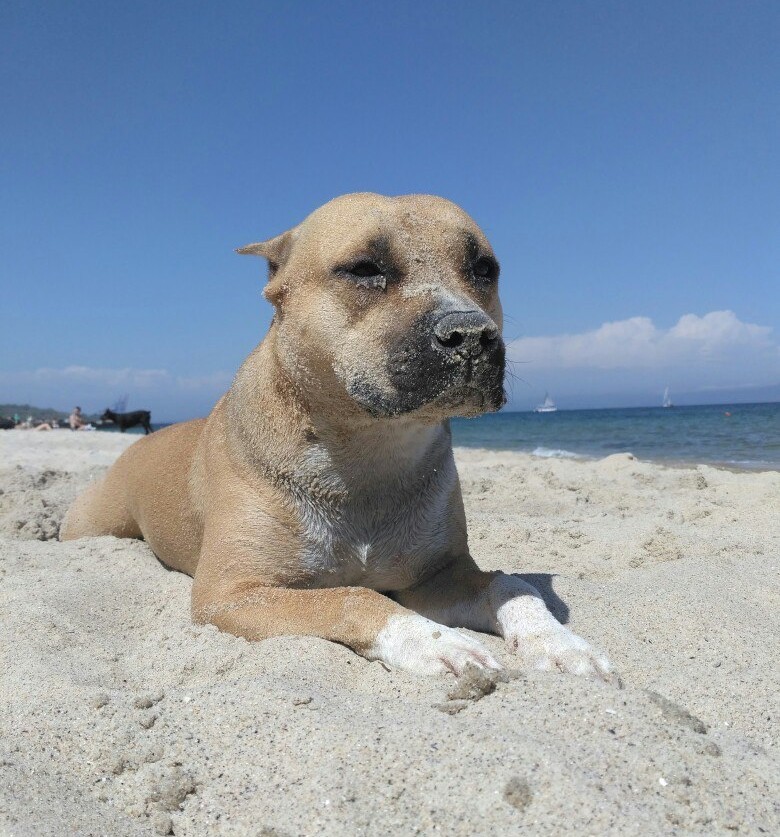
[294,454,458,590]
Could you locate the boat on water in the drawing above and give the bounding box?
[534,393,558,413]
[662,387,673,408]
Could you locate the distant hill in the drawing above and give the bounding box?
[0,404,100,422]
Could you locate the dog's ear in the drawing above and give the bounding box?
[237,229,299,306]
[236,230,296,279]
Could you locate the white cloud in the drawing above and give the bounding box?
[0,366,233,420]
[0,366,234,390]
[509,310,779,372]
[2,313,778,417]
[506,311,780,407]
[24,366,170,388]
[176,371,234,391]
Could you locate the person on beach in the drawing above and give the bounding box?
[69,407,88,431]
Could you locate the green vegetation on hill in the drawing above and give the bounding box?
[0,404,100,422]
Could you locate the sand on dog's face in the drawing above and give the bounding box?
[265,194,506,421]
[2,432,779,834]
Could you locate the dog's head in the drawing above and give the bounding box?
[238,193,505,421]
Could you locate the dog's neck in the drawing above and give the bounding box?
[225,330,452,495]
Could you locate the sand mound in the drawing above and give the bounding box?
[0,431,135,541]
[0,466,99,540]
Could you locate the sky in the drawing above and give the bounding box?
[1,0,778,419]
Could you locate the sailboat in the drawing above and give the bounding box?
[662,387,673,408]
[534,392,558,413]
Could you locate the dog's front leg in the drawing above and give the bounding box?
[192,580,502,676]
[395,559,613,680]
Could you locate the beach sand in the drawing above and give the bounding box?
[1,431,778,835]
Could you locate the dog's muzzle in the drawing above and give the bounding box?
[353,307,506,417]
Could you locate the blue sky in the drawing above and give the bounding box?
[2,0,778,419]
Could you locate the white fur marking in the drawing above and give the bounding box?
[292,433,459,590]
[488,575,612,678]
[366,614,502,675]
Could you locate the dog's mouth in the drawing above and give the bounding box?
[347,347,506,419]
[432,384,505,417]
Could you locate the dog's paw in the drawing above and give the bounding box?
[506,623,614,681]
[490,575,614,682]
[367,614,503,676]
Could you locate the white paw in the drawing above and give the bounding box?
[506,623,613,680]
[367,614,503,676]
[490,575,613,681]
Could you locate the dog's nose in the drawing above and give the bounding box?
[432,311,499,357]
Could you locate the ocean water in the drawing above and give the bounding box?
[451,402,780,471]
[109,401,780,471]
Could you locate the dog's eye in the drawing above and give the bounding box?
[472,257,499,283]
[338,260,387,291]
[349,261,383,278]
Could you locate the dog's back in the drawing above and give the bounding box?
[61,418,206,574]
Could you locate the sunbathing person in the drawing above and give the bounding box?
[69,407,87,431]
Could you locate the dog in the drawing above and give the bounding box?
[61,193,612,678]
[101,408,153,435]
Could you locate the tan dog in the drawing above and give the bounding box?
[61,193,612,678]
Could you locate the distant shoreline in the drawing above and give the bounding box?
[3,398,779,426]
[3,401,778,472]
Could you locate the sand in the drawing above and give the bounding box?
[1,431,778,835]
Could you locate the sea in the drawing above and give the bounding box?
[452,402,780,471]
[110,402,780,472]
